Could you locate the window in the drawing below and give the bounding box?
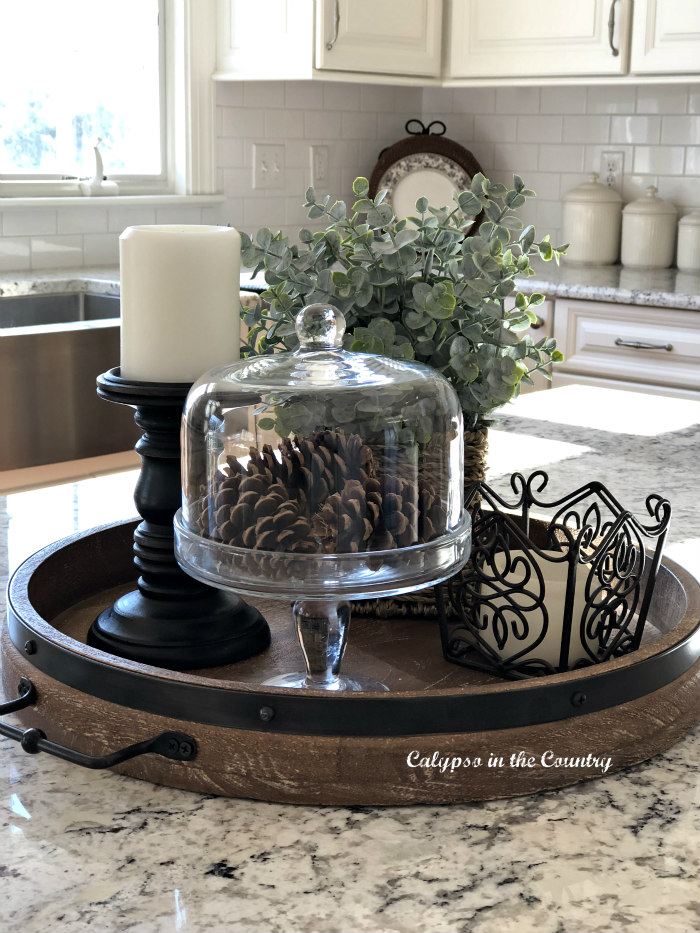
[0,0,166,195]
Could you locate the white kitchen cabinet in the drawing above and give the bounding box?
[216,0,442,82]
[630,0,700,74]
[315,0,442,77]
[446,0,631,79]
[552,298,700,399]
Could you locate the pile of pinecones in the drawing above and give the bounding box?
[191,429,447,568]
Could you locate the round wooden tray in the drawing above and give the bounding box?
[3,520,699,805]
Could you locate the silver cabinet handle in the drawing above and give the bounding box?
[326,0,340,51]
[615,337,673,351]
[608,0,620,57]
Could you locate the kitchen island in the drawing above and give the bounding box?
[1,385,698,933]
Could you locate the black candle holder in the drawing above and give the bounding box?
[437,471,672,680]
[87,368,270,670]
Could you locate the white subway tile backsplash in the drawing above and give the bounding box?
[3,210,57,237]
[540,86,586,114]
[30,235,83,269]
[243,197,286,229]
[0,80,697,274]
[217,137,244,167]
[83,233,120,266]
[495,87,540,114]
[517,115,562,144]
[656,175,700,209]
[684,146,700,175]
[636,85,688,114]
[216,83,244,108]
[222,106,265,138]
[0,237,30,272]
[610,115,661,145]
[306,109,342,140]
[360,85,396,112]
[264,109,306,140]
[285,81,324,110]
[108,207,157,233]
[422,87,455,115]
[323,83,361,112]
[634,146,685,176]
[587,86,636,114]
[341,111,377,140]
[243,82,285,110]
[474,115,517,143]
[154,206,204,225]
[662,116,700,146]
[539,144,585,173]
[57,208,108,235]
[563,116,610,144]
[492,143,539,173]
[394,88,423,113]
[453,88,495,114]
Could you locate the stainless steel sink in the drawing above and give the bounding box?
[0,293,139,471]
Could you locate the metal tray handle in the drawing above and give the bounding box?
[0,676,198,769]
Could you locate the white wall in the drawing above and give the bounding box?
[0,80,697,270]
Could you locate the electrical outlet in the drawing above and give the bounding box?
[253,144,285,190]
[601,151,624,193]
[310,145,329,188]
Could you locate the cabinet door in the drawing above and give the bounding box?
[447,0,630,78]
[315,0,442,77]
[631,0,700,74]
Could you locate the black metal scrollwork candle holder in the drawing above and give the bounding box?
[437,471,672,680]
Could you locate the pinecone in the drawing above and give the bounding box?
[312,478,381,553]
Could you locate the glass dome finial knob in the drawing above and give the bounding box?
[295,303,346,350]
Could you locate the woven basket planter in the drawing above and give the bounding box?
[353,423,489,619]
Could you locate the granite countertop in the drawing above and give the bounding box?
[1,385,698,933]
[1,264,699,310]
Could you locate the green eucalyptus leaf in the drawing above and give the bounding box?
[352,177,370,197]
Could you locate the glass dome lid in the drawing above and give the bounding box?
[175,303,470,599]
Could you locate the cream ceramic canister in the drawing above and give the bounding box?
[676,210,700,274]
[621,186,677,270]
[561,172,622,265]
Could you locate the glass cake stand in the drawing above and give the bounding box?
[174,510,472,691]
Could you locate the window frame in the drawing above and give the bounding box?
[0,0,217,200]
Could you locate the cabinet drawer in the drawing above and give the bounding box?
[553,299,700,392]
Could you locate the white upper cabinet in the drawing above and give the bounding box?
[630,0,700,74]
[315,0,442,77]
[446,0,631,78]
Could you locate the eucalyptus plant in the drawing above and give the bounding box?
[240,173,566,430]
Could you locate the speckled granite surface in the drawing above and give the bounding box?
[0,386,698,933]
[1,263,699,309]
[520,260,700,310]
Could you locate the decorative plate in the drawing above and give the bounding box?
[368,120,483,222]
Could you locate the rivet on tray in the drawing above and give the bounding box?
[259,706,276,723]
[24,640,36,655]
[571,691,588,707]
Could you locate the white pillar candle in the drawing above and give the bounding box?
[120,225,241,383]
[478,551,597,670]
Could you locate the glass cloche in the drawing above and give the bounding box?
[174,303,471,691]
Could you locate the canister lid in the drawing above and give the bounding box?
[623,186,677,216]
[563,172,622,204]
[679,210,700,228]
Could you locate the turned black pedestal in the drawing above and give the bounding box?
[87,368,270,670]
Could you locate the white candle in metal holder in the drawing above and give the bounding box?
[120,225,241,383]
[479,550,596,670]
